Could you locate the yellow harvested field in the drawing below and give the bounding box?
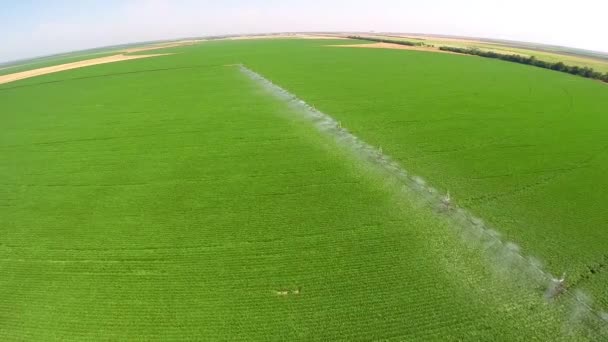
[122,40,203,53]
[327,42,463,55]
[226,34,346,41]
[0,53,171,85]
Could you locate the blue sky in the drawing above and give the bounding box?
[1,0,607,62]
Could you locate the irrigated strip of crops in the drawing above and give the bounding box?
[234,39,608,312]
[238,63,608,338]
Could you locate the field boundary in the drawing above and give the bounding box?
[237,64,608,337]
[326,42,462,55]
[0,53,172,85]
[0,64,226,92]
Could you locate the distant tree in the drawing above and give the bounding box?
[551,62,566,71]
[568,65,581,75]
[526,56,537,65]
[349,36,422,47]
[580,67,594,78]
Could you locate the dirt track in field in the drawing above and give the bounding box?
[0,53,171,85]
[327,42,464,55]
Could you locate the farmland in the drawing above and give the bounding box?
[356,33,608,73]
[1,37,608,339]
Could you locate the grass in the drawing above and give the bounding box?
[1,39,607,339]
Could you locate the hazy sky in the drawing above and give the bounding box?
[1,0,607,62]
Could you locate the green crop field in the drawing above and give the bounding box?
[2,38,608,340]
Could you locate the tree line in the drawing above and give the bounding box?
[439,46,608,83]
[347,36,428,47]
[347,36,608,83]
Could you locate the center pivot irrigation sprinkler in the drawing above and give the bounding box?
[546,272,567,299]
[440,191,452,211]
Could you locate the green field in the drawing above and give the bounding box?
[2,38,608,340]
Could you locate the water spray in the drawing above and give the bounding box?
[237,64,608,337]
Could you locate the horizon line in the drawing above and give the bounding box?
[2,31,608,67]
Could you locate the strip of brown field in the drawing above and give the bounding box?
[327,42,463,55]
[0,53,171,85]
[122,40,203,53]
[226,34,347,41]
